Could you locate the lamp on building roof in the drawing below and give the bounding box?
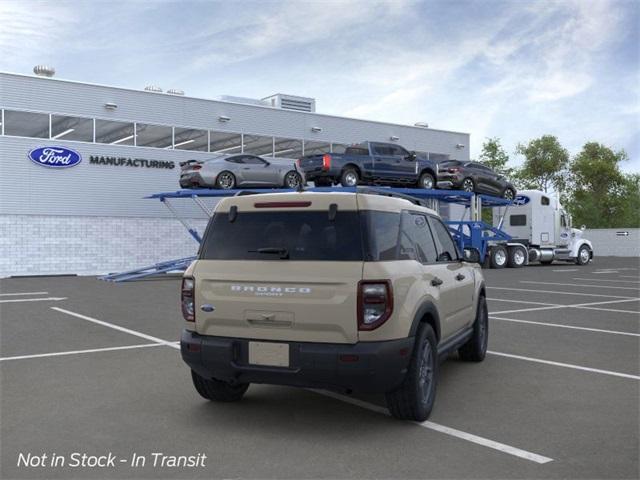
[390,135,400,141]
[218,115,231,122]
[414,122,429,128]
[311,126,323,133]
[104,102,118,110]
[456,143,465,149]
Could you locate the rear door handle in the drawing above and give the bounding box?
[431,277,443,287]
[455,274,465,281]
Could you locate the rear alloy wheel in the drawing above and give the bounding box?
[507,246,526,268]
[503,188,515,201]
[576,245,591,265]
[386,324,438,421]
[340,168,359,187]
[284,171,302,189]
[418,172,435,190]
[462,178,475,192]
[216,171,236,190]
[490,245,508,269]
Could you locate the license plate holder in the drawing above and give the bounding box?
[248,341,290,367]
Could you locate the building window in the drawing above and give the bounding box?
[243,134,274,156]
[95,119,135,145]
[51,114,93,142]
[173,127,208,151]
[510,215,527,226]
[303,140,331,156]
[273,137,303,159]
[135,123,173,148]
[210,131,243,154]
[3,110,49,138]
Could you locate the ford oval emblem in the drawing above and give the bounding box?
[28,146,82,168]
[513,195,530,206]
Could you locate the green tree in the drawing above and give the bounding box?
[479,137,512,176]
[565,142,638,228]
[516,135,569,193]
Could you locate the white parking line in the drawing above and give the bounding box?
[51,307,180,349]
[620,275,640,279]
[311,389,553,464]
[488,287,637,299]
[491,297,640,315]
[489,298,558,306]
[520,281,640,291]
[490,316,640,337]
[573,278,640,284]
[0,343,165,362]
[0,297,67,304]
[487,351,640,380]
[552,269,579,272]
[0,291,49,296]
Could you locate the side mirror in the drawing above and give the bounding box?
[463,248,481,263]
[408,151,417,161]
[581,225,586,231]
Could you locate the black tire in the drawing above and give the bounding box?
[489,245,508,269]
[386,324,438,422]
[459,295,488,362]
[418,172,435,190]
[461,177,475,192]
[576,245,591,265]
[216,171,236,190]
[507,246,526,268]
[503,188,516,201]
[340,168,359,187]
[191,370,249,402]
[283,170,302,189]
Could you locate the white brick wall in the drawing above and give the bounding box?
[0,215,208,277]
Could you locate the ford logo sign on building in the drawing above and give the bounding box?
[28,146,82,168]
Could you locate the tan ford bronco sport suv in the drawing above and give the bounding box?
[180,189,488,421]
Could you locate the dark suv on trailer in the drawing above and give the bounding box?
[437,160,516,200]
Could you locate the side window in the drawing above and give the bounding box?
[510,214,527,226]
[390,145,410,157]
[226,156,243,164]
[428,217,459,262]
[242,155,266,165]
[372,144,392,156]
[561,214,567,227]
[541,196,550,206]
[362,211,401,261]
[399,212,438,263]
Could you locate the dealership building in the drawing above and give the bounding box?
[0,69,470,277]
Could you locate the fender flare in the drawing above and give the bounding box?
[570,238,593,258]
[409,301,442,342]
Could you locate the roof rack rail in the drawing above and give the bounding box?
[355,186,429,207]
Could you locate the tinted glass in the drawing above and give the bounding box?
[200,211,363,261]
[51,114,93,142]
[345,147,369,156]
[510,214,527,226]
[225,156,243,164]
[399,212,438,263]
[541,196,550,205]
[361,211,401,261]
[95,119,134,145]
[242,156,266,165]
[390,145,409,157]
[331,144,348,154]
[173,127,208,151]
[210,131,242,154]
[273,137,303,158]
[429,217,459,261]
[136,123,173,148]
[4,110,49,138]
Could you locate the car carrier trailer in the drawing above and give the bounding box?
[100,186,593,282]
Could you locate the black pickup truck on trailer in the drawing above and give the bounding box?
[298,141,439,188]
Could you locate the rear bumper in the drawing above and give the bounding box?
[181,329,414,393]
[179,172,207,188]
[436,174,463,189]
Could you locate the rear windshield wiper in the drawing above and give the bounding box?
[248,247,290,259]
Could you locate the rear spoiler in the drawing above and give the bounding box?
[179,160,201,168]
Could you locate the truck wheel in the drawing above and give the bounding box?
[418,172,435,190]
[340,168,359,187]
[386,324,438,422]
[489,245,507,269]
[576,245,591,265]
[191,370,249,402]
[503,188,516,201]
[458,295,488,362]
[507,246,526,268]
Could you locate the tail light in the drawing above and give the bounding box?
[296,158,301,167]
[322,154,332,171]
[181,277,195,322]
[192,165,202,171]
[358,280,393,330]
[448,167,460,173]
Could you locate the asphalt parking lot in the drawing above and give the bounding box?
[1,256,638,479]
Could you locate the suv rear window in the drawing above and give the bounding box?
[200,211,364,261]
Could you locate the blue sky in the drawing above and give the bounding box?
[1,0,638,172]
